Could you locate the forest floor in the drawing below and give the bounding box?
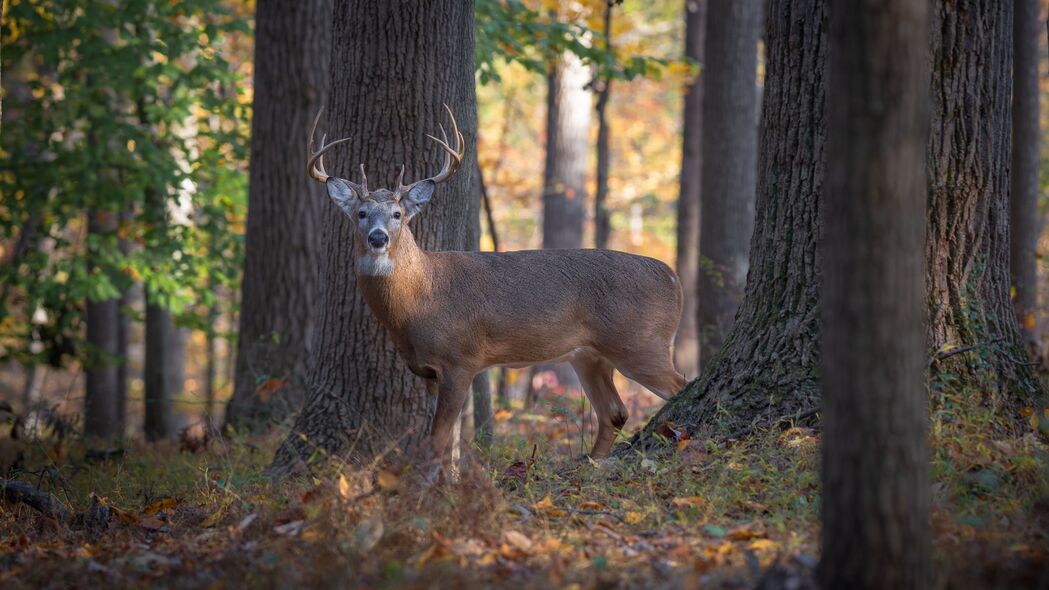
[1,390,1047,589]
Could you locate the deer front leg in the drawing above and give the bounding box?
[420,369,472,481]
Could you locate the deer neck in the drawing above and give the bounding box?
[355,226,433,333]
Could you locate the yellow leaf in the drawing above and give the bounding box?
[200,507,225,528]
[1024,312,1036,331]
[1020,407,1035,417]
[749,539,778,552]
[338,474,351,499]
[578,500,605,510]
[672,496,705,509]
[625,511,643,525]
[376,470,399,491]
[534,495,566,517]
[494,409,513,422]
[143,497,179,515]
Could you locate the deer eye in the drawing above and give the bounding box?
[393,211,402,220]
[357,210,367,219]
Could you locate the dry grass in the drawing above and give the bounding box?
[0,390,1046,589]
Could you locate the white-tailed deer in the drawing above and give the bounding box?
[307,106,685,467]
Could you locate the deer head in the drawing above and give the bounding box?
[306,105,465,262]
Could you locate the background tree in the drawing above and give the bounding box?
[673,0,705,379]
[1010,0,1042,351]
[696,0,760,369]
[268,0,478,475]
[543,53,591,251]
[84,210,122,440]
[820,0,931,587]
[593,0,617,250]
[629,0,827,443]
[224,0,331,430]
[926,0,1044,412]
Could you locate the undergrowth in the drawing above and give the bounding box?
[0,390,1046,589]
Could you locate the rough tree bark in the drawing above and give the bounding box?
[268,0,477,476]
[696,0,760,369]
[224,0,330,430]
[1010,0,1041,349]
[926,0,1044,411]
[820,0,931,587]
[673,0,705,379]
[593,0,614,250]
[84,210,122,440]
[628,0,827,444]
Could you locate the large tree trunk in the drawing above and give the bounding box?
[673,0,706,380]
[224,0,330,431]
[630,0,827,443]
[696,0,760,369]
[1010,0,1041,350]
[268,0,478,476]
[820,1,931,587]
[927,0,1044,411]
[84,210,122,440]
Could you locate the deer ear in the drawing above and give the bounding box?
[402,180,435,219]
[326,177,359,216]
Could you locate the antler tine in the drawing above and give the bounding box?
[306,108,361,190]
[398,104,466,192]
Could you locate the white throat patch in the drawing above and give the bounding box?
[358,253,396,277]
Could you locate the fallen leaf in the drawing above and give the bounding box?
[672,496,706,509]
[501,461,529,488]
[534,495,567,517]
[139,516,166,531]
[236,513,258,533]
[625,511,644,525]
[274,520,306,536]
[749,538,778,551]
[578,500,605,510]
[376,469,399,491]
[143,498,178,515]
[504,530,533,553]
[338,474,351,499]
[727,523,764,541]
[200,507,225,528]
[494,409,513,422]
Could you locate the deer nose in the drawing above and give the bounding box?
[368,229,389,249]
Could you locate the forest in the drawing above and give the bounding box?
[1,0,1048,588]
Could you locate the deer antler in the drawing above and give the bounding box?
[397,104,465,195]
[307,108,368,193]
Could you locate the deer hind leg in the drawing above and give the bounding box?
[608,343,685,402]
[570,353,627,459]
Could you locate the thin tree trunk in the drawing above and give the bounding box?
[1010,0,1041,350]
[268,0,478,476]
[697,0,760,369]
[84,210,122,440]
[628,0,827,445]
[225,0,330,430]
[820,1,931,587]
[926,0,1045,412]
[477,160,509,408]
[674,0,706,380]
[204,304,218,423]
[144,297,173,441]
[593,1,614,250]
[472,372,493,449]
